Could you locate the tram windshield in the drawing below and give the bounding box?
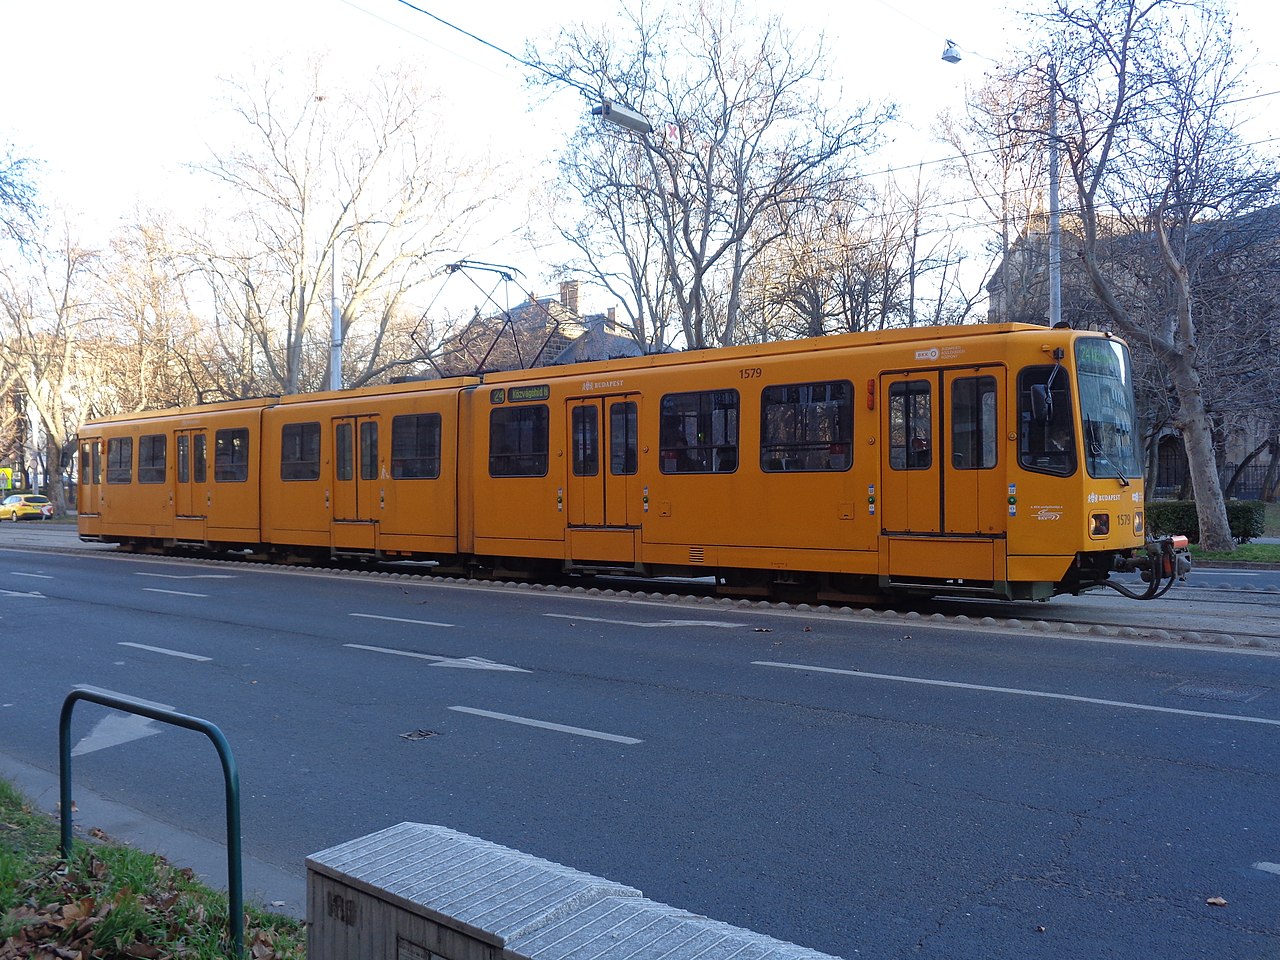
[1075,337,1142,484]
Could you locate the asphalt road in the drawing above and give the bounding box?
[2,540,1280,959]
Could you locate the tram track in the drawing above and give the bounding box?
[8,530,1279,652]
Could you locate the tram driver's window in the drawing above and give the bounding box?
[888,381,931,470]
[1018,366,1076,475]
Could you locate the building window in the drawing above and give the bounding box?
[391,414,442,480]
[214,428,250,483]
[106,437,133,484]
[490,406,549,477]
[281,422,321,481]
[761,381,852,472]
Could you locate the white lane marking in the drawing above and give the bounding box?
[345,643,529,672]
[0,589,44,597]
[68,686,177,757]
[143,588,208,598]
[449,706,642,744]
[134,572,235,580]
[118,642,212,662]
[545,613,744,629]
[1254,862,1280,876]
[10,572,53,579]
[753,661,1280,727]
[351,613,454,628]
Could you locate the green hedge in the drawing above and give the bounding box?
[1146,500,1267,544]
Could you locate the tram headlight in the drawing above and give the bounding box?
[1090,512,1111,538]
[1134,510,1143,535]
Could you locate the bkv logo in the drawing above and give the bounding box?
[915,348,940,361]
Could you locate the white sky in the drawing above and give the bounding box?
[2,0,1276,313]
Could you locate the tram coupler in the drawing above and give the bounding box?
[1115,534,1192,584]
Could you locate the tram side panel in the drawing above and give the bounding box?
[635,353,879,579]
[79,403,268,548]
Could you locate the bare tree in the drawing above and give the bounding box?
[187,58,507,396]
[0,142,39,245]
[1037,0,1275,550]
[536,0,892,349]
[0,223,97,513]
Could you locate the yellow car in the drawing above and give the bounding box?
[0,493,55,521]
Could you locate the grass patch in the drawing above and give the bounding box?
[1189,541,1280,564]
[0,778,305,958]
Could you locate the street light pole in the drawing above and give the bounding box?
[942,43,1064,327]
[1047,60,1062,328]
[330,242,342,392]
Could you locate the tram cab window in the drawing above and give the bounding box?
[106,437,133,484]
[489,405,549,477]
[761,380,853,472]
[888,381,932,470]
[660,390,739,474]
[1018,366,1076,475]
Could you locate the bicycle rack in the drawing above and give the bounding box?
[58,685,244,959]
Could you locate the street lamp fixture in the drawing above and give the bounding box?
[592,99,653,135]
[941,40,962,64]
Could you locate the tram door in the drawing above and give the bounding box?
[174,430,209,540]
[332,415,381,550]
[77,438,103,517]
[881,375,942,534]
[880,368,1006,581]
[565,396,639,563]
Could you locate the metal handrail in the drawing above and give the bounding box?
[58,685,244,959]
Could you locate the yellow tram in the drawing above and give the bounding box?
[77,323,1189,601]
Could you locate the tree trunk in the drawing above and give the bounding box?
[1166,359,1234,548]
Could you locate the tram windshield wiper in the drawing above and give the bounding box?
[1084,417,1130,486]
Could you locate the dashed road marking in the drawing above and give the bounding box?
[545,613,744,629]
[754,661,1280,727]
[119,642,212,662]
[351,613,454,628]
[344,643,528,672]
[449,706,642,744]
[142,588,208,598]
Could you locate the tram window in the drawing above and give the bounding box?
[81,442,102,486]
[571,406,599,477]
[214,427,250,482]
[761,380,852,472]
[659,390,739,474]
[391,414,441,480]
[281,422,322,481]
[359,421,379,481]
[951,377,998,470]
[610,401,638,475]
[106,437,133,484]
[177,436,189,484]
[335,423,353,481]
[192,434,207,484]
[1018,366,1076,476]
[489,405,549,477]
[888,381,932,470]
[138,434,167,483]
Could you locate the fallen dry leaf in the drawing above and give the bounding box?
[1206,896,1228,907]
